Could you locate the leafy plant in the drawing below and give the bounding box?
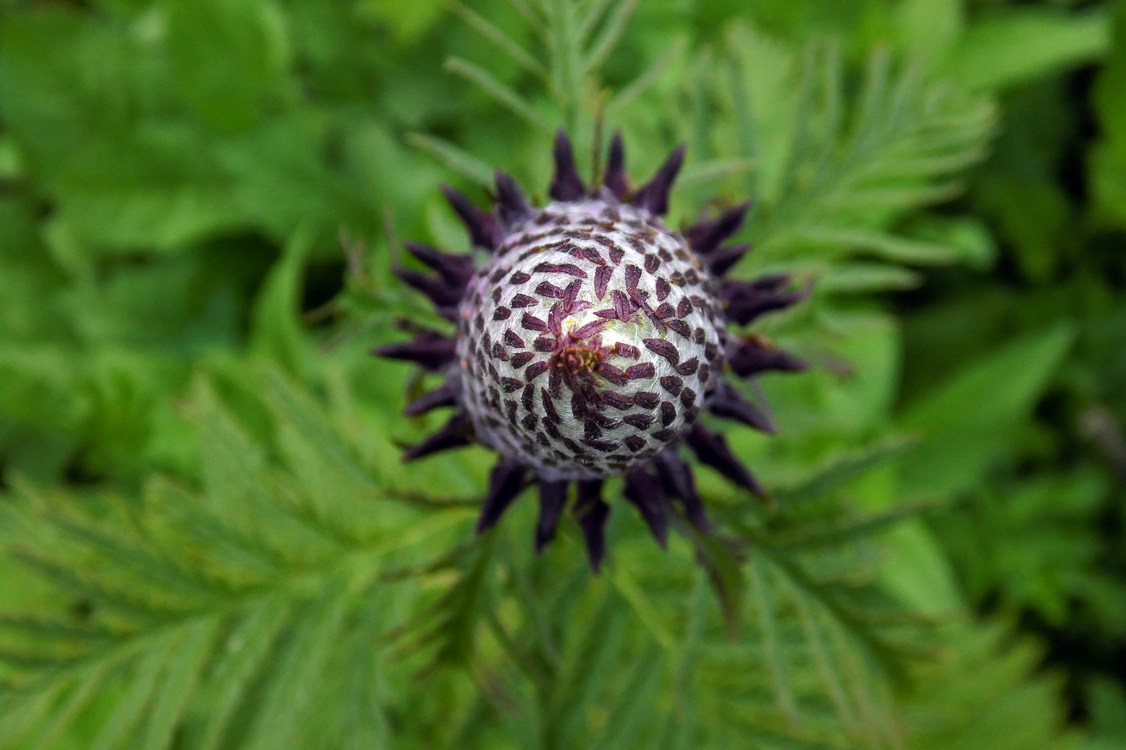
[0,0,1121,748]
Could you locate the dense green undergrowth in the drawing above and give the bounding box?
[0,0,1124,747]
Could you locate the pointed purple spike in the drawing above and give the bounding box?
[403,242,474,287]
[685,424,766,497]
[372,330,456,371]
[603,130,628,199]
[535,479,569,552]
[404,377,462,416]
[550,129,586,201]
[393,266,464,312]
[653,449,710,531]
[575,480,610,572]
[685,202,751,254]
[623,469,669,547]
[709,382,775,434]
[494,170,533,227]
[441,185,500,249]
[476,459,529,533]
[707,244,751,277]
[728,340,808,378]
[720,277,806,326]
[632,144,685,216]
[403,411,473,462]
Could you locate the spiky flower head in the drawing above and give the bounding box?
[375,131,806,570]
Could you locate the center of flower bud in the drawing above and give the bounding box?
[457,199,727,480]
[554,340,602,374]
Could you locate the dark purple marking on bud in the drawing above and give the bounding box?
[495,170,533,227]
[442,185,500,249]
[685,201,750,254]
[604,130,629,199]
[643,338,680,365]
[500,377,523,393]
[608,245,625,264]
[600,391,634,411]
[547,369,563,398]
[594,265,613,300]
[523,361,549,381]
[511,351,535,368]
[403,242,474,287]
[632,144,685,216]
[613,343,640,360]
[536,281,566,299]
[570,320,607,340]
[393,266,462,312]
[721,276,806,326]
[503,330,525,348]
[611,290,634,321]
[404,377,462,416]
[707,244,751,276]
[493,306,512,321]
[644,254,660,274]
[403,411,473,462]
[686,425,766,497]
[586,439,621,454]
[653,449,709,531]
[476,459,528,532]
[659,375,683,396]
[622,413,654,429]
[709,382,775,434]
[596,363,627,386]
[372,331,456,371]
[728,340,808,377]
[624,264,642,289]
[675,357,699,376]
[562,280,583,312]
[623,469,669,546]
[625,362,656,380]
[655,277,671,301]
[540,388,561,423]
[534,262,587,278]
[521,313,548,332]
[660,402,676,427]
[576,480,610,572]
[535,479,569,551]
[589,412,620,429]
[580,246,605,264]
[633,391,660,409]
[550,129,586,201]
[666,319,692,338]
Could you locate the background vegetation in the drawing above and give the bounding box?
[0,0,1124,747]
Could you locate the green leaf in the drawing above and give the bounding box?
[164,0,292,132]
[0,367,463,748]
[708,28,996,273]
[943,7,1111,91]
[898,324,1076,497]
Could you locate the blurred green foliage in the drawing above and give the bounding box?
[0,0,1124,747]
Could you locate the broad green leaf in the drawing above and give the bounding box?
[898,324,1075,497]
[943,7,1111,91]
[164,0,292,132]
